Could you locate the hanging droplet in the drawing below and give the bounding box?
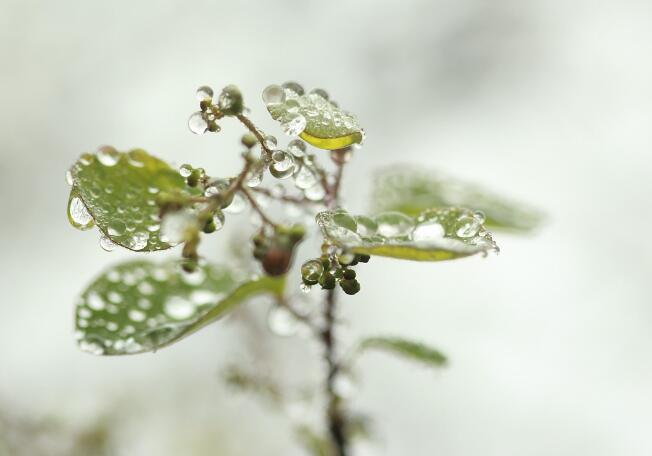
[223,192,247,214]
[96,146,120,166]
[288,139,307,157]
[271,150,294,171]
[262,85,286,106]
[99,234,117,252]
[188,111,208,135]
[281,113,307,136]
[301,259,324,283]
[264,135,278,150]
[270,163,294,179]
[294,165,317,190]
[196,85,214,101]
[68,195,94,230]
[213,210,225,231]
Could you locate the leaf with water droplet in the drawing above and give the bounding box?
[263,84,364,150]
[316,207,499,261]
[356,336,447,368]
[67,148,200,251]
[75,259,286,355]
[372,166,544,232]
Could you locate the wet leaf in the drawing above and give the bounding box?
[68,148,198,251]
[74,259,285,355]
[372,166,544,232]
[316,208,499,261]
[263,84,364,150]
[358,336,447,367]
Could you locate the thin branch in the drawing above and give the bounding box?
[241,187,278,228]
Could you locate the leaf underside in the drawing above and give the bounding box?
[75,259,285,355]
[372,166,544,232]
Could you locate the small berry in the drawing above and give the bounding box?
[241,133,257,149]
[319,272,336,290]
[343,269,356,280]
[340,279,360,295]
[357,254,370,263]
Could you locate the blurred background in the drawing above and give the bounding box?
[1,0,651,454]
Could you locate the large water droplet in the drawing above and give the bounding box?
[455,215,480,238]
[68,196,94,230]
[97,146,120,166]
[188,111,208,135]
[99,234,116,251]
[411,221,445,242]
[288,139,307,157]
[262,85,286,106]
[281,113,307,136]
[301,259,324,282]
[164,296,196,320]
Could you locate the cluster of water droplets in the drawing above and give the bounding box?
[67,147,188,252]
[75,262,234,355]
[316,208,499,256]
[262,82,361,141]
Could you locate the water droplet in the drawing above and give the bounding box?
[127,231,149,251]
[282,81,305,96]
[108,220,126,236]
[188,111,208,135]
[288,139,307,157]
[96,146,120,166]
[99,234,116,251]
[264,135,278,150]
[301,259,324,282]
[65,170,74,186]
[87,292,105,311]
[68,196,94,230]
[271,150,294,171]
[262,85,286,105]
[281,113,307,136]
[354,216,378,237]
[223,192,247,214]
[179,164,193,177]
[164,296,196,320]
[294,165,317,190]
[213,211,225,231]
[411,221,445,242]
[267,306,298,337]
[196,85,214,101]
[455,215,480,238]
[473,210,486,224]
[374,212,413,238]
[310,88,329,100]
[128,309,147,322]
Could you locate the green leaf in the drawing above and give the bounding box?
[263,84,364,150]
[372,166,544,232]
[357,336,447,367]
[316,208,499,261]
[68,148,198,251]
[75,259,285,355]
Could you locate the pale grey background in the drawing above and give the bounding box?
[1,0,651,454]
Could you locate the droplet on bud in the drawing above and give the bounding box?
[196,86,214,101]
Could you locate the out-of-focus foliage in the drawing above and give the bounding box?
[372,166,544,232]
[357,336,447,367]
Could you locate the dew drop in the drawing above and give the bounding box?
[179,164,193,177]
[127,231,149,251]
[374,212,413,238]
[65,170,74,186]
[301,259,323,282]
[262,85,286,105]
[196,85,214,101]
[164,296,196,320]
[87,292,105,311]
[96,146,120,166]
[188,111,208,135]
[281,113,307,136]
[288,139,307,157]
[411,221,445,242]
[294,166,317,190]
[99,234,116,252]
[128,309,147,322]
[68,196,94,230]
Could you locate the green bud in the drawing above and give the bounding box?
[241,133,257,149]
[207,121,220,132]
[187,169,202,187]
[343,269,356,280]
[203,218,216,234]
[340,279,360,295]
[218,84,244,116]
[319,272,336,290]
[199,99,211,111]
[357,254,370,263]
